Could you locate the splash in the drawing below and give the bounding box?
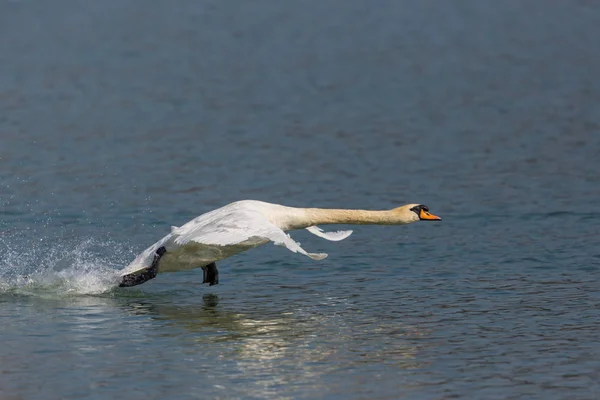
[0,235,135,296]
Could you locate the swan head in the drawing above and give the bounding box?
[393,204,441,224]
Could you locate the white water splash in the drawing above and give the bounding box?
[0,236,134,296]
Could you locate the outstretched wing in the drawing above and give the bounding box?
[172,207,327,260]
[120,203,331,278]
[305,226,353,241]
[269,231,328,260]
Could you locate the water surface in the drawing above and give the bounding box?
[1,1,600,399]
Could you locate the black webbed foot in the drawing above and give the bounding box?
[202,262,219,286]
[119,246,166,287]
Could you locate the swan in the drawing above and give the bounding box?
[118,200,441,287]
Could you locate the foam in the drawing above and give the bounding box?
[0,236,134,297]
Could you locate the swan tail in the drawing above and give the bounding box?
[305,226,353,241]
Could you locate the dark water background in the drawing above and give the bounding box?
[1,1,600,399]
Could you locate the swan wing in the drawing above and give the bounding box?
[305,226,353,241]
[173,208,327,260]
[270,231,328,260]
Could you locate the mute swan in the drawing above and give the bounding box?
[118,200,441,287]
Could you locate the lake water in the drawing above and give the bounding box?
[1,1,600,399]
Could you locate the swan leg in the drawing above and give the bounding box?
[119,246,166,287]
[202,262,219,286]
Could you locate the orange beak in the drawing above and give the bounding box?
[420,209,441,221]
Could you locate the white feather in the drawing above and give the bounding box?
[120,200,328,276]
[305,226,353,241]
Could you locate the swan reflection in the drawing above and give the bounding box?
[128,294,426,385]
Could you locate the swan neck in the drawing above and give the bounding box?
[299,208,401,227]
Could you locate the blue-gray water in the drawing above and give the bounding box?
[1,1,600,399]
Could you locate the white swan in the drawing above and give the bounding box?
[118,200,441,287]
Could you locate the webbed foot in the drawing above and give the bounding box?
[202,262,219,286]
[119,246,166,287]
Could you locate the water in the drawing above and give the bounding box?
[1,0,600,398]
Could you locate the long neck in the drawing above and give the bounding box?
[295,208,401,228]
